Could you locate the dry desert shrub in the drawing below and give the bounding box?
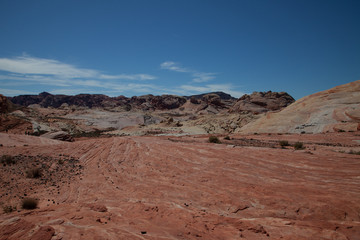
[209,136,221,144]
[293,142,305,150]
[21,198,38,209]
[26,167,42,178]
[279,140,290,147]
[1,155,16,165]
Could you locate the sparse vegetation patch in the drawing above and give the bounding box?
[26,167,42,178]
[209,136,221,144]
[348,150,360,155]
[2,205,17,213]
[0,154,83,208]
[1,155,16,165]
[279,140,290,147]
[293,142,305,150]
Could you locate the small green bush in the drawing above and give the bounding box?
[21,198,38,210]
[279,140,290,147]
[209,136,221,144]
[26,168,42,178]
[294,142,305,150]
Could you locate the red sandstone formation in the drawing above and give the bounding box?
[240,80,360,133]
[0,132,359,239]
[230,91,295,114]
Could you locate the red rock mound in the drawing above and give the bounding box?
[0,94,17,113]
[230,91,295,114]
[240,80,360,133]
[0,95,32,134]
[0,218,54,240]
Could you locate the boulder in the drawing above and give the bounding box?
[0,94,17,113]
[190,96,200,104]
[151,95,187,110]
[202,94,222,106]
[41,131,74,142]
[0,94,9,113]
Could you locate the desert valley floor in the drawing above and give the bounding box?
[0,132,359,239]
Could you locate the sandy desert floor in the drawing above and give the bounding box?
[0,132,360,239]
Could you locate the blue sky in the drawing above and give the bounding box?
[0,0,359,99]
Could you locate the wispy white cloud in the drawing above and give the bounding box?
[0,55,159,96]
[160,61,217,83]
[0,88,36,96]
[0,55,157,81]
[0,56,97,78]
[159,61,245,97]
[99,74,156,80]
[0,55,246,98]
[49,89,99,95]
[192,72,217,83]
[0,74,73,87]
[50,83,161,97]
[160,61,190,73]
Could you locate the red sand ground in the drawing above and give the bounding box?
[0,132,360,239]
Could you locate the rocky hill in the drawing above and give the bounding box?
[9,91,293,113]
[2,90,295,136]
[239,80,360,134]
[9,92,188,111]
[0,95,32,134]
[230,91,295,114]
[9,92,128,109]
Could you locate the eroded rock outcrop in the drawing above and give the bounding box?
[41,131,74,142]
[230,91,295,114]
[0,94,18,113]
[0,218,54,240]
[0,95,31,133]
[239,80,360,133]
[130,95,186,110]
[0,94,10,113]
[151,95,187,110]
[202,94,223,106]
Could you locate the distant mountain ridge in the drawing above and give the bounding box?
[9,91,235,110]
[9,92,188,110]
[8,90,294,113]
[2,90,295,135]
